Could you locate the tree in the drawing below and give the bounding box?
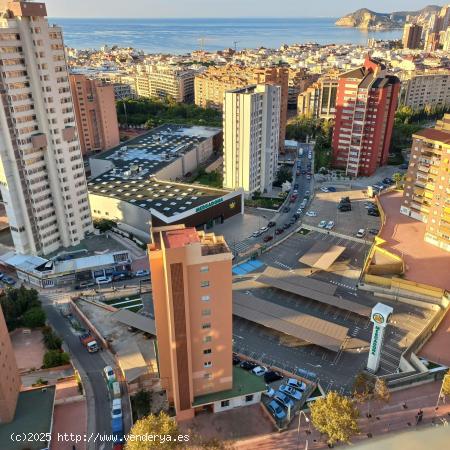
[273,166,292,187]
[130,389,152,421]
[22,306,46,328]
[392,172,403,189]
[442,370,450,396]
[125,412,183,450]
[310,391,359,446]
[374,378,390,404]
[0,286,41,330]
[42,326,62,350]
[43,350,70,368]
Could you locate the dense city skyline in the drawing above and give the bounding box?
[45,0,449,18]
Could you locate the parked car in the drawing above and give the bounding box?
[252,230,262,238]
[283,207,291,213]
[0,272,5,280]
[96,276,112,285]
[293,213,300,220]
[289,217,297,224]
[264,371,284,383]
[368,209,380,217]
[306,175,311,180]
[306,211,317,217]
[240,361,258,371]
[325,221,335,230]
[103,366,116,383]
[267,221,276,228]
[283,223,291,230]
[111,398,122,419]
[304,191,310,197]
[232,355,241,365]
[369,228,379,235]
[263,235,273,243]
[259,226,269,233]
[274,391,295,408]
[293,184,299,190]
[296,208,303,214]
[328,186,337,192]
[287,378,307,392]
[356,229,366,238]
[279,384,302,400]
[267,400,287,420]
[2,276,16,285]
[318,220,327,228]
[75,280,95,290]
[275,228,284,235]
[338,204,351,212]
[320,187,329,193]
[134,270,150,277]
[340,196,351,204]
[251,366,267,376]
[265,386,276,398]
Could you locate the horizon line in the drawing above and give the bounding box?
[49,16,339,20]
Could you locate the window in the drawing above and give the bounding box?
[202,309,211,316]
[203,349,212,355]
[245,394,254,402]
[200,280,210,288]
[203,373,212,380]
[201,295,210,302]
[203,336,212,343]
[201,323,211,329]
[204,361,212,368]
[221,400,230,407]
[200,266,209,273]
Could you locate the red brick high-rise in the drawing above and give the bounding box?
[332,56,400,177]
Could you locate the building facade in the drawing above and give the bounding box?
[0,305,20,423]
[402,23,423,50]
[401,116,450,253]
[149,225,233,420]
[70,74,120,155]
[136,65,196,103]
[223,84,280,194]
[399,71,450,111]
[297,75,339,120]
[331,57,400,177]
[195,65,288,152]
[0,1,93,255]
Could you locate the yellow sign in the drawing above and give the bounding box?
[372,312,384,324]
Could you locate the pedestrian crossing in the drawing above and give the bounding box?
[274,260,293,271]
[329,279,357,291]
[233,239,253,254]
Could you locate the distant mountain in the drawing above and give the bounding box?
[335,5,441,30]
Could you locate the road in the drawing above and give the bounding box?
[233,142,315,263]
[41,293,113,450]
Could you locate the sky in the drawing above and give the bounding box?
[46,0,448,19]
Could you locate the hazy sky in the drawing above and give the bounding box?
[46,0,448,18]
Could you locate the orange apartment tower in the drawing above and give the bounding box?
[0,305,20,423]
[148,225,233,420]
[70,73,120,155]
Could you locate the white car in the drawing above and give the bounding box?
[260,226,269,233]
[325,221,335,230]
[320,187,329,193]
[306,211,317,217]
[96,276,112,285]
[296,208,303,214]
[318,220,327,228]
[293,189,298,194]
[287,378,307,392]
[111,398,122,419]
[134,269,150,277]
[252,230,262,238]
[251,366,267,376]
[356,228,366,238]
[103,365,116,382]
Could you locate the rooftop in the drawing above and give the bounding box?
[164,227,200,248]
[0,386,56,450]
[193,366,266,407]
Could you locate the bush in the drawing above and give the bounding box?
[43,350,70,369]
[42,326,62,350]
[0,286,41,330]
[130,389,152,421]
[22,306,46,328]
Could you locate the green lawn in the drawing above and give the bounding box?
[245,197,283,210]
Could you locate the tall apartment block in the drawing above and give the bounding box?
[0,1,93,256]
[401,116,450,252]
[195,65,288,152]
[297,74,339,120]
[136,65,196,103]
[331,57,400,177]
[69,73,120,155]
[149,225,233,420]
[287,68,318,108]
[399,71,450,110]
[402,23,423,49]
[223,84,280,194]
[0,305,20,423]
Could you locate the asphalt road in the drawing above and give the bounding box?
[42,296,112,450]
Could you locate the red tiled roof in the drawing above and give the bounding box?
[164,228,200,249]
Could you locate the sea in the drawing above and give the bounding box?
[52,18,403,54]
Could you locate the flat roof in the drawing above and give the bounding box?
[92,124,220,176]
[88,176,235,219]
[115,340,151,382]
[111,309,156,335]
[0,386,56,450]
[233,291,348,352]
[256,267,371,317]
[299,240,346,270]
[193,366,266,407]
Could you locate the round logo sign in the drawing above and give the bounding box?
[372,312,384,324]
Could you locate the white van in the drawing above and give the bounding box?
[111,381,121,399]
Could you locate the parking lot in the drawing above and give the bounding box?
[302,187,381,240]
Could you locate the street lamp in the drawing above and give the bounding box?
[297,410,310,450]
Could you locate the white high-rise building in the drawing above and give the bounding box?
[223,84,280,194]
[0,1,93,256]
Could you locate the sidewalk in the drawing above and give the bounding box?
[233,381,450,449]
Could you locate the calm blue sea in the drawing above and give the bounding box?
[51,18,403,54]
